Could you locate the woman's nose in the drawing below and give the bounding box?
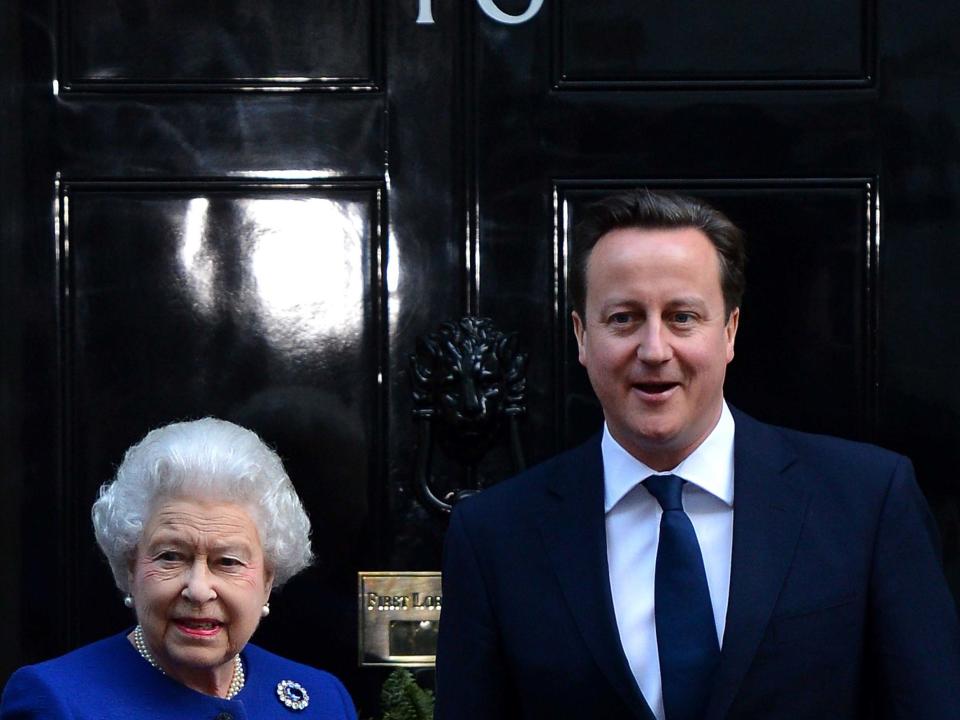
[181,560,217,603]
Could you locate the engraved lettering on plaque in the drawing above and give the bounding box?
[358,572,442,667]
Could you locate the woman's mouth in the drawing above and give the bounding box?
[174,619,224,637]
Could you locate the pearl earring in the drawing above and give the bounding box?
[261,603,271,618]
[123,595,134,609]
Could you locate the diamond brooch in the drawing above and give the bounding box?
[276,680,310,711]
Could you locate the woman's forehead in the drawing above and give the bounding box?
[142,498,261,544]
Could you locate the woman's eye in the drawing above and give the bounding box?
[218,557,243,568]
[155,551,182,562]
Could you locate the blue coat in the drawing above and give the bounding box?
[435,408,960,719]
[0,630,357,719]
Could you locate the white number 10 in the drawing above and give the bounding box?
[417,0,545,26]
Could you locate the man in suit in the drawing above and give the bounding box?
[434,190,960,719]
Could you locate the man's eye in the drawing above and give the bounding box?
[610,312,632,324]
[673,312,694,324]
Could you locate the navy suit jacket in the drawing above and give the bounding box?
[435,409,960,719]
[0,630,357,719]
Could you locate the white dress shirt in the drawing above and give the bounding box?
[604,402,735,720]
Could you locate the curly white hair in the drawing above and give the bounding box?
[91,417,314,592]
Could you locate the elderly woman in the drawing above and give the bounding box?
[0,418,357,719]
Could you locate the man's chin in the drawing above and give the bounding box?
[609,423,682,467]
[628,415,683,442]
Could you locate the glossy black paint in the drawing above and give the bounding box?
[65,0,379,90]
[2,0,959,714]
[555,0,872,87]
[0,0,25,688]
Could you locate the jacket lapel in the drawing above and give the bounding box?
[704,409,812,720]
[536,435,656,720]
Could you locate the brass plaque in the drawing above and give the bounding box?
[358,571,442,667]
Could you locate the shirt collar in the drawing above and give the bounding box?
[603,401,736,513]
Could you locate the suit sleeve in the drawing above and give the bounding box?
[0,666,73,719]
[869,456,960,718]
[434,505,512,720]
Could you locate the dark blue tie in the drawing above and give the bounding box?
[643,474,719,720]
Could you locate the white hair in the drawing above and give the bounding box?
[92,417,314,593]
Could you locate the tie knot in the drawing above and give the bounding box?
[643,474,685,511]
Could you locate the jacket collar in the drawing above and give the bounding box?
[704,407,811,720]
[538,434,656,720]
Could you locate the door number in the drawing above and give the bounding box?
[417,0,545,26]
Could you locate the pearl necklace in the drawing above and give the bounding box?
[132,625,245,699]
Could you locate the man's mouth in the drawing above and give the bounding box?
[634,382,679,395]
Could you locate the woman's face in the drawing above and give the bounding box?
[127,497,273,693]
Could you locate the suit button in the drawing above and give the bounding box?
[215,714,233,720]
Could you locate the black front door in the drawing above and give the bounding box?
[2,1,958,714]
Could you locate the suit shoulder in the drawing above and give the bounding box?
[748,418,912,497]
[452,436,599,521]
[774,424,906,468]
[734,406,903,464]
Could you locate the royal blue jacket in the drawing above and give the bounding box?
[0,631,357,719]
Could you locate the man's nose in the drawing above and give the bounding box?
[181,560,217,603]
[636,320,672,364]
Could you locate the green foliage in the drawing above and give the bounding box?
[380,668,435,720]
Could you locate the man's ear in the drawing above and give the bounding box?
[725,307,740,363]
[572,310,587,367]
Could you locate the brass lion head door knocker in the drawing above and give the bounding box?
[409,316,528,513]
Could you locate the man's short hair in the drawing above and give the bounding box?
[570,189,746,319]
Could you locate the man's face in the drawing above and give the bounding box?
[572,226,739,470]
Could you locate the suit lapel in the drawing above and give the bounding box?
[536,436,656,720]
[704,409,812,720]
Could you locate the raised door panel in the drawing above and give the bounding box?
[556,0,871,87]
[63,0,380,90]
